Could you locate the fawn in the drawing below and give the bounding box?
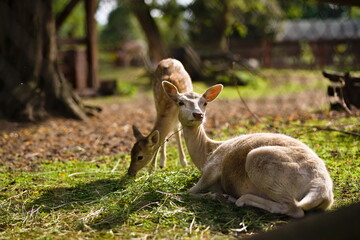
[162,81,334,218]
[128,58,193,176]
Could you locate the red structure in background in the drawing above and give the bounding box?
[229,20,360,69]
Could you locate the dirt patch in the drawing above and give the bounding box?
[0,88,342,172]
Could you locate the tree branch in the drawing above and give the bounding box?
[312,126,360,137]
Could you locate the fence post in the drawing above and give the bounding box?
[84,0,99,90]
[262,39,272,68]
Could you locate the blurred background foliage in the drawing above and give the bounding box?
[99,2,144,48]
[54,0,358,50]
[54,0,86,39]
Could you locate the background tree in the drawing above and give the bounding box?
[154,0,190,46]
[0,0,96,121]
[54,0,86,39]
[280,0,348,19]
[100,2,143,49]
[187,0,283,50]
[126,0,167,62]
[229,0,283,40]
[188,0,229,51]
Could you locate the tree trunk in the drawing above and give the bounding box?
[128,0,167,63]
[0,0,98,121]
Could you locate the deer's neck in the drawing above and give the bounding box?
[183,124,222,170]
[152,113,178,143]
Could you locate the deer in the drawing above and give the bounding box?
[162,80,334,218]
[128,58,193,176]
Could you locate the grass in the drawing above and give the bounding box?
[1,116,359,239]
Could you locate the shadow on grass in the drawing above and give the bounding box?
[27,175,134,224]
[180,196,289,234]
[27,174,177,230]
[27,174,288,234]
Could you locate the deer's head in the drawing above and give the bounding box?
[128,126,159,176]
[162,81,223,127]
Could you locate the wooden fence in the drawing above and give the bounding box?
[229,39,360,69]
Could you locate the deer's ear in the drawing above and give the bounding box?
[147,130,159,147]
[162,81,179,102]
[132,125,144,140]
[203,84,223,102]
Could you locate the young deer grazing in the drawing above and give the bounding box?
[128,59,193,176]
[162,81,334,218]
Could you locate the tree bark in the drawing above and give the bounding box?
[0,0,97,121]
[84,0,99,90]
[128,0,167,63]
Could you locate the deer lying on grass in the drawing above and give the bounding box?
[128,59,193,176]
[162,81,334,218]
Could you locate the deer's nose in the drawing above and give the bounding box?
[192,112,204,120]
[128,169,137,176]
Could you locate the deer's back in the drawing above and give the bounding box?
[152,58,193,114]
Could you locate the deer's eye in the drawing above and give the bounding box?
[204,102,207,106]
[178,101,185,106]
[137,156,144,161]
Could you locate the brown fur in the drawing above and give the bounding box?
[128,59,193,175]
